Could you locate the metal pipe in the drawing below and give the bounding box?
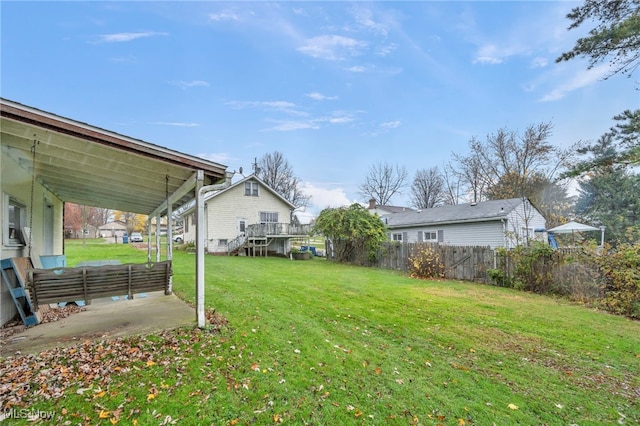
[196,170,234,328]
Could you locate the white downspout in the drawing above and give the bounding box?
[196,170,234,328]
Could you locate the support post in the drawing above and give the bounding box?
[156,212,161,263]
[166,201,173,294]
[196,170,234,328]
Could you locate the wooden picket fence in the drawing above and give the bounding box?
[326,241,496,282]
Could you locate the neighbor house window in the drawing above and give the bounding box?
[245,182,259,196]
[5,194,26,246]
[392,233,403,241]
[218,239,228,247]
[424,231,437,241]
[259,212,278,224]
[418,230,443,242]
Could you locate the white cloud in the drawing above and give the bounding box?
[531,57,548,68]
[344,65,367,73]
[380,120,401,129]
[197,152,232,164]
[307,92,338,101]
[263,120,320,131]
[209,11,240,22]
[170,80,210,90]
[350,6,389,37]
[96,32,168,43]
[153,121,198,127]
[376,43,398,57]
[302,182,353,213]
[473,44,505,64]
[539,64,610,102]
[226,100,307,117]
[297,35,367,60]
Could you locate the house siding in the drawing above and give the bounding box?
[183,178,293,254]
[1,147,64,325]
[386,199,547,250]
[400,221,505,248]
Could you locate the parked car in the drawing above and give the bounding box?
[130,232,143,243]
[173,234,184,243]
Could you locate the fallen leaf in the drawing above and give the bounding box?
[147,393,156,402]
[508,403,519,410]
[99,410,110,419]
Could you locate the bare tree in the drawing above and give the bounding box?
[257,151,310,212]
[452,122,569,202]
[410,167,445,209]
[358,162,408,205]
[441,162,464,205]
[451,147,488,203]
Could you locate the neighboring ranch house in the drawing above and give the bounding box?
[367,198,415,216]
[382,198,546,249]
[181,175,309,256]
[1,98,226,326]
[98,221,128,239]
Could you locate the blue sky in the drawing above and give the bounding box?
[2,1,637,220]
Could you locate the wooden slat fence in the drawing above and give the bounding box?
[27,260,172,309]
[327,241,496,282]
[326,240,592,285]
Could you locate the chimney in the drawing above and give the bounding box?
[368,198,376,210]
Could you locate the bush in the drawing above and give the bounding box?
[407,244,444,279]
[589,243,640,319]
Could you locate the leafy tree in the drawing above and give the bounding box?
[257,151,310,215]
[114,211,146,236]
[64,203,112,238]
[358,162,408,205]
[410,167,445,209]
[556,0,640,78]
[313,203,387,262]
[575,135,640,244]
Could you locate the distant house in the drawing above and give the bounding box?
[98,221,128,238]
[367,198,415,216]
[382,198,546,249]
[181,175,310,256]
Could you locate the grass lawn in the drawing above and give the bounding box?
[4,239,639,425]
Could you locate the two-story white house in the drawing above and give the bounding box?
[181,175,310,256]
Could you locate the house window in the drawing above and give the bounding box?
[424,231,437,242]
[392,233,403,241]
[5,195,26,246]
[245,182,259,197]
[259,212,278,224]
[218,239,228,247]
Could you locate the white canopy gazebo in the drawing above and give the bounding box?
[547,221,605,247]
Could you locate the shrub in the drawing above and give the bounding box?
[589,243,640,319]
[407,244,444,279]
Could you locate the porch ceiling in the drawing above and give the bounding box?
[1,99,226,215]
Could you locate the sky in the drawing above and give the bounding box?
[2,1,638,221]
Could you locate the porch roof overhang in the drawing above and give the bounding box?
[1,98,226,216]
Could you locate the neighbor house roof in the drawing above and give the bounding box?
[1,98,227,216]
[383,198,527,228]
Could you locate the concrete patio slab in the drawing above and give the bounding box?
[0,292,196,357]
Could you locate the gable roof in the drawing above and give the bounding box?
[383,198,529,228]
[1,98,226,216]
[179,174,295,216]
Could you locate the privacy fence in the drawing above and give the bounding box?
[325,240,588,284]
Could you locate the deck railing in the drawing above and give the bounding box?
[245,223,312,237]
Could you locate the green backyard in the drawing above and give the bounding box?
[2,238,639,425]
